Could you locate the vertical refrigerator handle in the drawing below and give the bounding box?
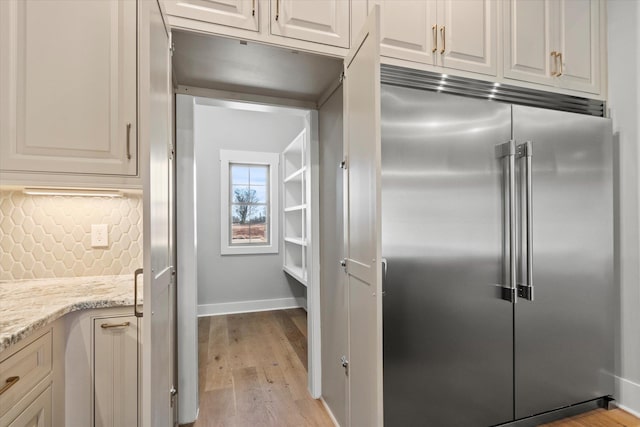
[517,141,534,301]
[496,141,517,303]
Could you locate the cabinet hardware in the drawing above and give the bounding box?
[550,51,558,76]
[432,25,437,53]
[134,268,143,318]
[275,0,279,21]
[101,321,131,329]
[252,0,255,16]
[440,26,446,54]
[0,376,20,396]
[557,52,563,76]
[126,123,132,160]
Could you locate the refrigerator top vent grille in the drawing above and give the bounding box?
[380,65,605,117]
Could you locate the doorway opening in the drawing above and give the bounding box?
[173,30,344,425]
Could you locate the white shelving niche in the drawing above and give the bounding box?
[282,129,309,286]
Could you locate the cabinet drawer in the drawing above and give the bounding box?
[0,332,52,418]
[4,386,51,427]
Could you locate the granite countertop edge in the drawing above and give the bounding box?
[0,275,140,354]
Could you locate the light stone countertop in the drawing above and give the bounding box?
[0,275,140,353]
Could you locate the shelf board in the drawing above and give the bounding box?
[283,265,307,286]
[284,204,306,212]
[284,237,307,246]
[284,166,305,183]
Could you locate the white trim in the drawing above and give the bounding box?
[220,149,280,255]
[615,376,640,416]
[197,297,306,317]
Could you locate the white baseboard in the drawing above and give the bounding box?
[320,397,341,427]
[197,297,306,317]
[615,376,640,416]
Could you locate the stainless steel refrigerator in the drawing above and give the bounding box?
[381,84,614,426]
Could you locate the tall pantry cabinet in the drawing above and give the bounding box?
[0,0,139,187]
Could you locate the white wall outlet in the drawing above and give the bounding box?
[91,224,109,248]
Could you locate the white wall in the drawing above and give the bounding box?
[608,0,640,414]
[193,101,307,314]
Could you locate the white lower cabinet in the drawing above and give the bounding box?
[93,315,139,427]
[7,386,51,427]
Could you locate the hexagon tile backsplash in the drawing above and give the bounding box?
[0,190,143,281]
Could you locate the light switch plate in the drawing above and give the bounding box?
[91,224,108,248]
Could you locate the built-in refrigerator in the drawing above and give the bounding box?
[381,84,614,426]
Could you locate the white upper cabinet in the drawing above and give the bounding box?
[270,0,350,48]
[439,0,497,75]
[555,0,600,93]
[0,0,138,179]
[370,0,437,65]
[355,0,496,75]
[504,0,600,94]
[164,0,259,32]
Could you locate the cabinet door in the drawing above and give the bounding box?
[270,0,349,48]
[370,0,437,65]
[94,317,138,427]
[555,0,600,94]
[503,0,556,86]
[0,0,137,177]
[6,386,51,427]
[438,0,497,75]
[164,0,259,32]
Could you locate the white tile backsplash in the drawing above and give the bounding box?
[0,190,143,280]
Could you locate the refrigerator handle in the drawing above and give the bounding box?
[517,141,534,301]
[496,141,517,303]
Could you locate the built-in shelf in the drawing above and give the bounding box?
[282,129,309,287]
[284,204,306,212]
[284,167,305,183]
[283,265,307,287]
[284,237,307,246]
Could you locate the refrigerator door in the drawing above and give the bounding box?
[512,106,614,419]
[381,86,514,426]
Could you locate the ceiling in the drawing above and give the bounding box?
[172,31,343,103]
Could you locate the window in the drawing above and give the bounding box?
[220,150,279,255]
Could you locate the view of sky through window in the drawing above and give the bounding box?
[230,164,269,245]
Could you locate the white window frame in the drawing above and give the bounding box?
[220,149,280,255]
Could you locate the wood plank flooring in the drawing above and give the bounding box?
[542,408,640,427]
[190,309,334,427]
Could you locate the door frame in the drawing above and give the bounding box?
[174,86,323,398]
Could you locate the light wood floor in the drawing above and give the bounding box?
[541,408,640,426]
[191,309,334,427]
[189,309,640,427]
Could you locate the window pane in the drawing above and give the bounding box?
[249,166,268,186]
[230,164,250,185]
[231,205,251,244]
[232,186,254,204]
[248,206,267,243]
[251,185,267,203]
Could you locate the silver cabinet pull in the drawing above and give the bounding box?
[275,0,279,21]
[496,140,517,302]
[517,141,534,301]
[252,0,255,16]
[134,268,143,318]
[101,321,131,329]
[0,376,19,396]
[126,123,132,160]
[550,51,558,76]
[440,26,446,54]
